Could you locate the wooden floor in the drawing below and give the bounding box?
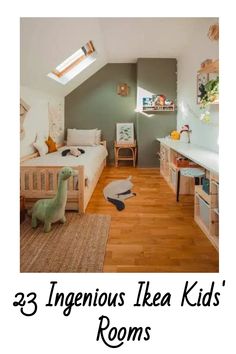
[87,167,219,272]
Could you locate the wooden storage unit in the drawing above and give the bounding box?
[159,144,194,195]
[160,143,171,181]
[158,140,219,251]
[194,173,219,250]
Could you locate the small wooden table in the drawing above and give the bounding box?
[114,141,137,167]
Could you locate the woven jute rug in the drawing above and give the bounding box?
[20,213,111,273]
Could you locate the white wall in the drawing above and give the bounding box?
[177,18,219,152]
[20,86,64,157]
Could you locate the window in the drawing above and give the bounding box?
[48,41,96,85]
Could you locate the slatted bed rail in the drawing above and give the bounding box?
[20,141,107,214]
[20,165,85,213]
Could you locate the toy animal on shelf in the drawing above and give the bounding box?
[28,167,75,232]
[154,95,166,107]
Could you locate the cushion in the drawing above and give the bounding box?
[95,129,101,145]
[180,168,205,177]
[67,129,97,146]
[33,137,48,156]
[45,136,57,153]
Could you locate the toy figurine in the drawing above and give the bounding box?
[28,167,75,232]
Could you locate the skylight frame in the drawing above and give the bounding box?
[48,40,96,85]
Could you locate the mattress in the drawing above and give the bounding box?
[21,145,108,186]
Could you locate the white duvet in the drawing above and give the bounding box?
[21,145,108,186]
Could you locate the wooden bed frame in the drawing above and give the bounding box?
[20,141,107,214]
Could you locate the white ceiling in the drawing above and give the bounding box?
[20,17,217,97]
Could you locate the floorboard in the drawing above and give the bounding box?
[86,167,219,273]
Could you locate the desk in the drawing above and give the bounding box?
[157,138,219,250]
[157,138,218,174]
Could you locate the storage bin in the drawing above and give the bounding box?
[174,157,190,167]
[202,177,210,194]
[196,194,210,230]
[174,158,199,168]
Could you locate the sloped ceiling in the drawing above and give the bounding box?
[20,18,107,97]
[20,17,217,97]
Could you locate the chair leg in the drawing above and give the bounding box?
[176,170,181,202]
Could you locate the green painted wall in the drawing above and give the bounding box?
[65,59,177,167]
[65,64,137,164]
[137,58,177,167]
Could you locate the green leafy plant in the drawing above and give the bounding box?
[200,76,219,109]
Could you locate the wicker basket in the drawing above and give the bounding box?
[174,158,190,167]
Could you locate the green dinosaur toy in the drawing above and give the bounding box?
[29,167,75,233]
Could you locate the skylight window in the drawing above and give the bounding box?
[48,41,96,85]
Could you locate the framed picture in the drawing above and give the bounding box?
[197,72,209,104]
[116,123,134,144]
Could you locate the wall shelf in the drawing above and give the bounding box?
[198,59,219,74]
[142,104,175,112]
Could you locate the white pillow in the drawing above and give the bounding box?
[33,138,48,156]
[67,129,97,146]
[95,129,101,145]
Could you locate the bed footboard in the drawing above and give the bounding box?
[20,165,85,213]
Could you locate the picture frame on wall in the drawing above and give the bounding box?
[116,123,134,144]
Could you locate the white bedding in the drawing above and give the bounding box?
[21,145,108,186]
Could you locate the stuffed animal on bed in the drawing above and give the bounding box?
[28,167,75,232]
[103,176,136,211]
[61,148,85,157]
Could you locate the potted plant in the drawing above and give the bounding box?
[199,76,219,122]
[199,76,219,108]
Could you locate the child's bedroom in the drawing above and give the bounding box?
[20,17,219,273]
